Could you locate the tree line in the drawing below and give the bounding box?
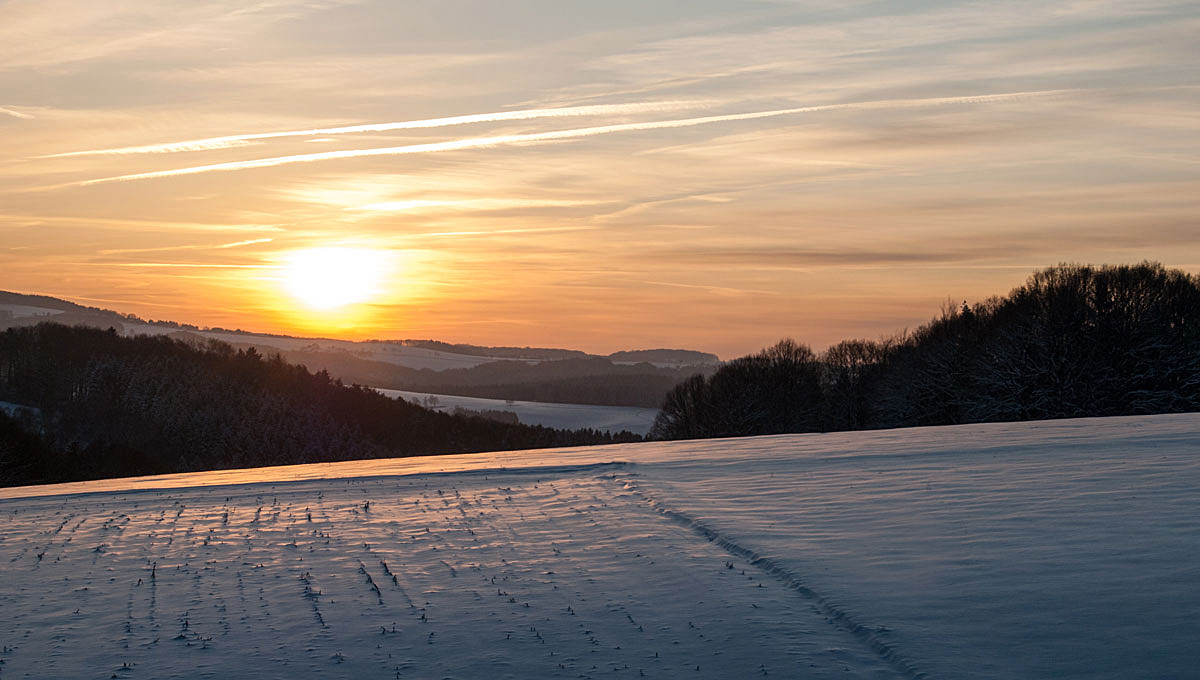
[0,324,640,487]
[652,263,1200,439]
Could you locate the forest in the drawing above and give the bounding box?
[653,263,1200,439]
[0,325,639,487]
[6,262,1197,486]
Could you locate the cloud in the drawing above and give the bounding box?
[0,214,285,233]
[69,262,277,269]
[414,226,594,238]
[75,90,1076,186]
[662,247,1016,267]
[44,101,712,157]
[0,106,33,119]
[636,280,782,296]
[98,237,273,256]
[353,198,600,212]
[0,0,360,71]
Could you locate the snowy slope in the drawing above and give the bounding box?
[0,304,63,319]
[376,389,660,435]
[1,414,1198,679]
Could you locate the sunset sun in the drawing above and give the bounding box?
[282,247,389,310]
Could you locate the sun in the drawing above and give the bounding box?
[282,247,389,310]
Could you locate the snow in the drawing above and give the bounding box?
[2,414,1198,679]
[0,401,39,418]
[376,389,660,435]
[0,304,62,319]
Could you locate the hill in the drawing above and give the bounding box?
[0,324,639,487]
[0,292,720,407]
[1,414,1196,678]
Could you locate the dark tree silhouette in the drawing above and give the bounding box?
[651,339,823,438]
[653,263,1200,440]
[0,324,640,487]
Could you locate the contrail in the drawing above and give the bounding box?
[99,237,273,256]
[77,90,1078,186]
[45,101,711,157]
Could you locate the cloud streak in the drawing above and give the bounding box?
[46,101,711,157]
[353,198,600,212]
[0,214,285,233]
[416,226,595,238]
[98,237,273,256]
[76,90,1078,186]
[73,262,278,269]
[0,106,33,119]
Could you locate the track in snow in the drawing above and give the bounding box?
[0,465,896,679]
[4,413,1199,679]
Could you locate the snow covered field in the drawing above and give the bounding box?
[2,414,1198,679]
[376,389,660,435]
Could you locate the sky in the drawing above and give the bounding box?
[2,0,1198,358]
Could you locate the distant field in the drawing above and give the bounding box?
[2,414,1198,679]
[376,388,660,434]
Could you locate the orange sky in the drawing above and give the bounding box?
[2,1,1198,358]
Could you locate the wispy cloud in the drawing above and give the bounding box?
[637,279,782,296]
[0,106,33,119]
[98,237,273,256]
[416,226,595,238]
[353,198,600,212]
[76,90,1077,186]
[45,101,711,157]
[0,214,285,233]
[69,262,279,269]
[0,0,360,71]
[218,237,274,249]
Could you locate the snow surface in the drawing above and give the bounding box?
[0,304,62,319]
[2,414,1198,679]
[376,389,659,435]
[0,401,39,419]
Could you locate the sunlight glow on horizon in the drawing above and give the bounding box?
[2,0,1198,357]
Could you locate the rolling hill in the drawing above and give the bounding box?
[1,414,1195,678]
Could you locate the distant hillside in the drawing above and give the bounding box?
[607,349,719,365]
[276,350,706,408]
[0,291,131,329]
[0,291,721,408]
[0,324,640,487]
[0,291,94,313]
[380,339,590,360]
